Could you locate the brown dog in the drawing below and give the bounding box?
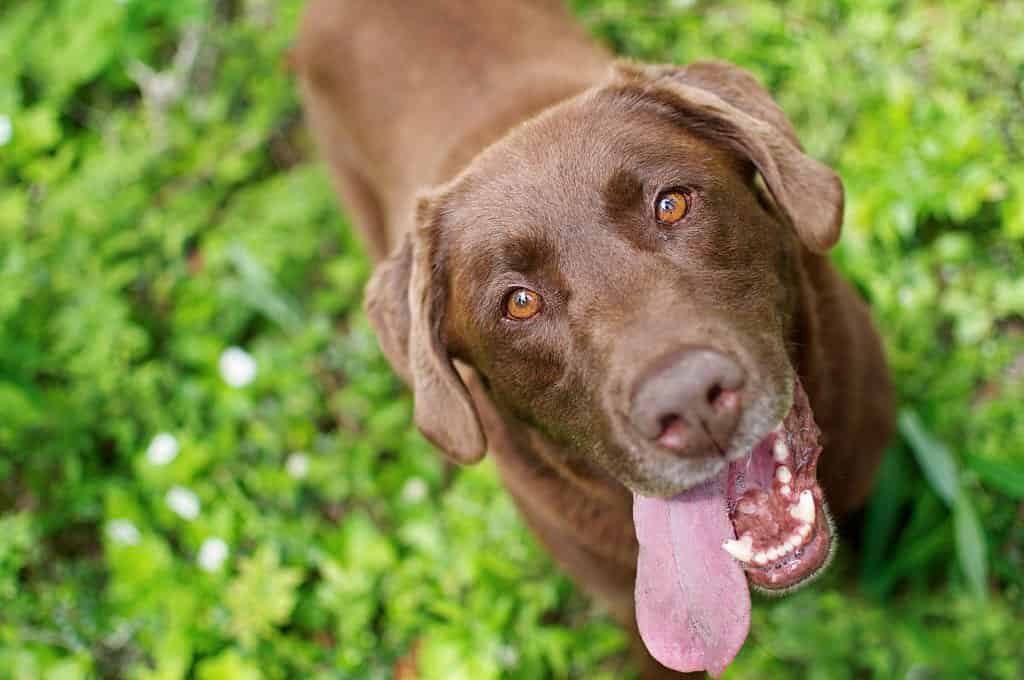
[294,1,894,677]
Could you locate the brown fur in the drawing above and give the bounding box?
[294,2,894,677]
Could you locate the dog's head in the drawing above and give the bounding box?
[366,60,841,489]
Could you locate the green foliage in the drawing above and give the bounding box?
[226,546,304,648]
[899,409,989,599]
[1,0,1022,678]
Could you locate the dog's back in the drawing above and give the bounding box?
[294,0,610,257]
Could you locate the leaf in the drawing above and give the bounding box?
[898,410,959,506]
[965,455,1024,499]
[43,657,90,680]
[195,649,262,680]
[953,492,989,600]
[863,521,950,599]
[134,619,192,680]
[225,545,303,647]
[226,244,304,333]
[342,512,397,573]
[861,445,912,582]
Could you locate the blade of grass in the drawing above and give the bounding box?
[900,488,946,546]
[867,489,949,596]
[898,409,989,600]
[863,521,951,599]
[953,492,989,600]
[861,446,912,583]
[964,454,1024,499]
[898,410,958,506]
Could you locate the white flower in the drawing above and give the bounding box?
[219,346,257,387]
[401,477,428,503]
[166,486,200,520]
[285,452,309,479]
[197,537,229,572]
[0,115,11,147]
[146,432,179,465]
[106,519,141,545]
[496,644,519,668]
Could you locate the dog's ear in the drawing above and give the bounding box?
[364,195,486,464]
[613,60,844,253]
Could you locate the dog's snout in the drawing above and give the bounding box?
[629,348,745,457]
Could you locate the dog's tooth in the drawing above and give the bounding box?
[773,439,789,462]
[766,546,780,561]
[790,490,816,524]
[786,534,801,551]
[779,484,792,497]
[721,535,754,563]
[775,466,792,484]
[798,523,812,539]
[754,552,769,565]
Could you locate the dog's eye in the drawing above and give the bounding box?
[655,190,689,225]
[505,288,542,320]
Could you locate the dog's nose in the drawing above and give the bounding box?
[629,348,745,458]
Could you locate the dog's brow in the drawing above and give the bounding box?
[603,168,644,218]
[467,228,556,277]
[602,168,663,253]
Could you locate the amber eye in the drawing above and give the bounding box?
[505,288,542,319]
[655,190,689,224]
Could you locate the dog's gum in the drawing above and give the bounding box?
[727,454,821,565]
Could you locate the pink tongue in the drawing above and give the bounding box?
[633,468,751,677]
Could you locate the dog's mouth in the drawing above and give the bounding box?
[723,379,832,588]
[632,377,831,677]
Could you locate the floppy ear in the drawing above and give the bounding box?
[613,60,844,253]
[364,195,486,464]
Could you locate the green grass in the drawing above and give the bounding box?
[1,0,1022,678]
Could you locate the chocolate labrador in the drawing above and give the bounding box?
[294,1,894,677]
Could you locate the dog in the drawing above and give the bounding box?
[293,1,895,677]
